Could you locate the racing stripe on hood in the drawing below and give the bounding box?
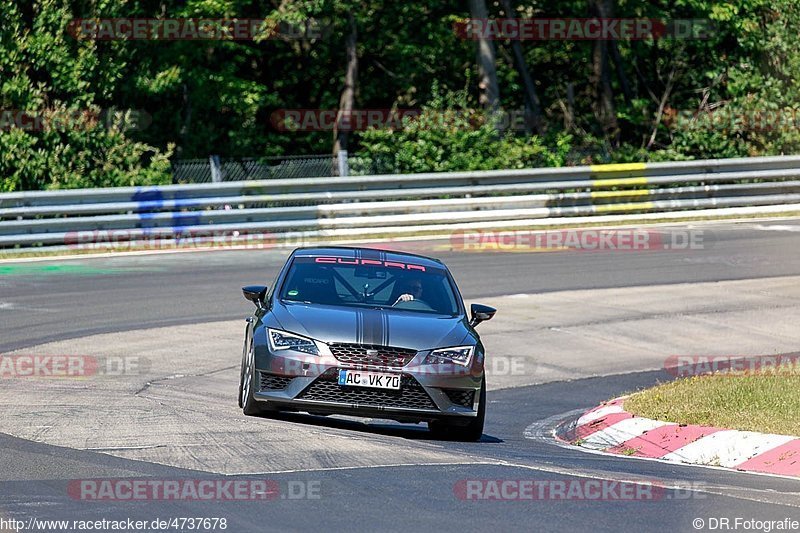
[359,308,386,345]
[382,309,390,346]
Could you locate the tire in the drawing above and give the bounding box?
[240,337,273,416]
[429,376,486,441]
[238,335,248,409]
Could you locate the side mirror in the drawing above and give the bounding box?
[470,303,496,327]
[242,285,268,309]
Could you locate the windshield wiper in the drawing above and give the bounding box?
[282,298,313,305]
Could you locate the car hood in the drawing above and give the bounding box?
[270,301,471,351]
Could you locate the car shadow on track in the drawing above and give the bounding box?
[252,411,503,443]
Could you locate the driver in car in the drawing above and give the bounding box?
[393,277,424,305]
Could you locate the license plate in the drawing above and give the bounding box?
[338,369,400,390]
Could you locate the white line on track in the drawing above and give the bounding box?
[491,459,800,509]
[85,445,168,451]
[753,224,800,232]
[222,461,498,476]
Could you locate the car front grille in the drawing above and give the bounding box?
[297,368,437,410]
[259,372,294,391]
[442,388,476,408]
[329,343,418,367]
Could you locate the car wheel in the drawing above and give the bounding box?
[240,338,273,416]
[429,376,486,442]
[238,334,248,409]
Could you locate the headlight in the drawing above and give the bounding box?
[268,328,319,355]
[424,346,475,367]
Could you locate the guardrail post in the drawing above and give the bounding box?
[209,155,223,183]
[337,150,349,177]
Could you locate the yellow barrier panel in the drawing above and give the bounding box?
[589,162,648,188]
[591,177,649,187]
[589,162,648,173]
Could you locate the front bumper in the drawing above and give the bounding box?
[253,344,483,423]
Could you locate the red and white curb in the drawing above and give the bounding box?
[556,396,800,477]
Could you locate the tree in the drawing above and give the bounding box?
[499,0,543,133]
[467,0,500,113]
[0,0,172,191]
[590,0,619,145]
[333,13,358,156]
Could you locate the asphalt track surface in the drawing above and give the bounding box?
[5,221,800,353]
[2,220,800,532]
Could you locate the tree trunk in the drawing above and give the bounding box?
[468,0,500,117]
[609,40,633,105]
[590,0,619,145]
[333,14,358,157]
[500,0,543,134]
[565,82,576,130]
[178,82,192,159]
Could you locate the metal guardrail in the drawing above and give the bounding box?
[2,155,800,250]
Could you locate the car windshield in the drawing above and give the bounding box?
[280,255,460,315]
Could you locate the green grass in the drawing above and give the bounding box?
[624,366,800,436]
[0,264,136,276]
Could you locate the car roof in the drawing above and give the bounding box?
[291,246,446,269]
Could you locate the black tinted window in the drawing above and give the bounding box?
[280,256,459,315]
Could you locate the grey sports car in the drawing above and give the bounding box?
[238,246,496,441]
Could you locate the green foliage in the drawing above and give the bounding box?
[0,107,173,192]
[631,0,800,159]
[1,0,799,191]
[355,87,571,173]
[0,0,172,191]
